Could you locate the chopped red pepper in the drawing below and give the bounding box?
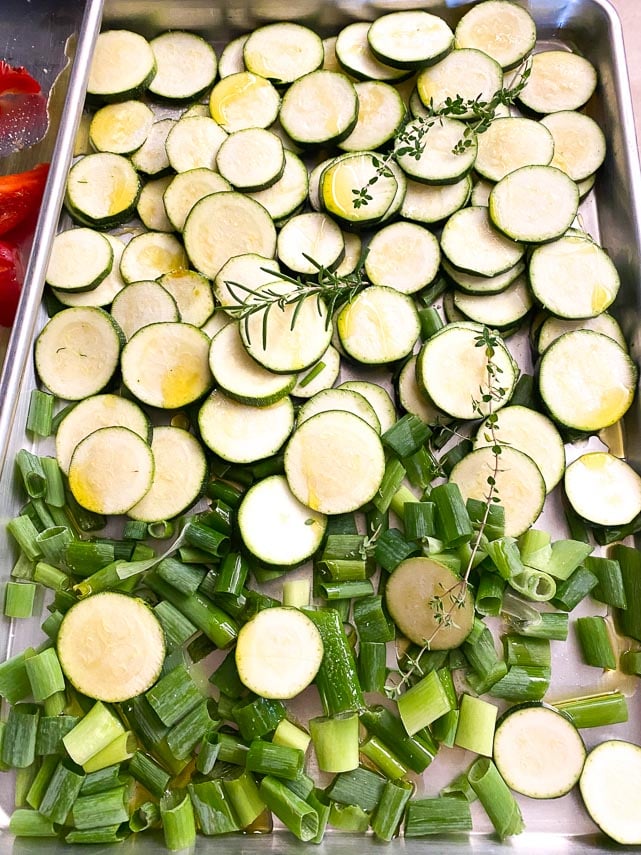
[0,162,49,237]
[0,239,24,327]
[0,61,41,95]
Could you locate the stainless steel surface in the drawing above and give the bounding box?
[1,1,641,851]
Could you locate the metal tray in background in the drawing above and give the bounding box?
[1,1,641,852]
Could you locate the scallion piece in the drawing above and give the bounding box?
[467,497,505,541]
[518,528,552,569]
[302,607,364,716]
[147,520,175,539]
[370,778,413,841]
[509,566,557,602]
[222,768,265,828]
[80,763,122,796]
[551,565,598,611]
[382,414,431,458]
[403,501,436,542]
[184,519,230,558]
[318,558,366,582]
[72,785,129,829]
[208,650,245,699]
[64,540,114,577]
[36,525,73,566]
[621,651,641,676]
[404,795,473,836]
[282,577,311,608]
[146,665,203,728]
[260,775,319,841]
[554,691,628,728]
[246,739,305,781]
[309,713,359,773]
[16,449,47,498]
[129,800,161,833]
[432,482,473,548]
[575,616,617,669]
[36,715,78,756]
[204,479,243,509]
[468,757,524,839]
[326,766,386,813]
[488,665,551,702]
[544,539,593,581]
[319,579,374,600]
[38,759,85,823]
[156,556,207,596]
[33,560,69,592]
[463,619,507,694]
[353,595,394,643]
[503,635,550,668]
[24,647,65,701]
[166,701,211,760]
[83,731,136,773]
[402,447,440,490]
[15,763,38,807]
[7,515,42,562]
[513,611,569,641]
[585,555,627,608]
[611,544,641,641]
[431,709,459,747]
[25,755,58,810]
[188,779,239,835]
[4,580,36,618]
[160,790,196,851]
[26,389,54,437]
[358,641,387,693]
[154,601,197,651]
[360,735,409,780]
[233,696,286,741]
[454,694,497,756]
[418,305,444,339]
[2,703,39,768]
[145,570,238,648]
[441,771,478,802]
[439,438,473,477]
[328,801,370,832]
[216,731,249,765]
[10,808,56,837]
[272,719,311,754]
[475,573,505,616]
[63,701,125,767]
[374,527,419,572]
[65,824,129,844]
[360,706,435,774]
[41,456,65,508]
[0,651,34,704]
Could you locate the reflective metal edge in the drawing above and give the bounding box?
[2,1,641,852]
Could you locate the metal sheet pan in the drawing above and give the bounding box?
[1,1,641,852]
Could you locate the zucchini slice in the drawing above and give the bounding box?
[184,191,276,280]
[55,393,150,476]
[243,23,324,85]
[219,34,248,78]
[320,151,399,227]
[216,128,285,192]
[453,274,533,329]
[529,234,620,319]
[394,117,477,185]
[165,116,227,173]
[385,557,474,650]
[137,176,174,233]
[564,452,641,527]
[443,258,525,296]
[474,404,565,493]
[489,165,580,243]
[338,80,405,153]
[416,322,517,420]
[535,312,627,355]
[163,168,232,233]
[235,607,323,699]
[450,445,546,537]
[297,388,381,433]
[518,50,598,114]
[493,704,586,798]
[367,10,454,70]
[148,31,217,101]
[198,390,294,463]
[538,329,636,431]
[474,117,554,183]
[277,212,344,275]
[238,475,326,566]
[416,48,503,119]
[240,283,333,373]
[338,380,396,434]
[128,426,207,522]
[121,322,213,409]
[214,252,280,313]
[208,321,296,406]
[454,1,536,70]
[53,234,126,309]
[110,280,179,340]
[279,70,358,146]
[291,345,341,399]
[130,117,174,175]
[209,71,281,133]
[46,228,114,293]
[89,100,154,155]
[68,425,154,515]
[65,153,140,229]
[159,269,215,328]
[119,232,188,284]
[334,21,410,82]
[87,30,156,102]
[440,206,525,277]
[337,285,420,365]
[57,592,165,702]
[284,410,386,514]
[35,307,124,401]
[248,150,309,222]
[365,221,440,295]
[580,740,641,845]
[400,175,471,225]
[541,111,607,182]
[397,354,451,427]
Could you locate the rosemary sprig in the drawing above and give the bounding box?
[224,252,368,349]
[352,58,532,208]
[385,327,506,696]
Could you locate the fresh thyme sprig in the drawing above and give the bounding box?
[224,252,368,349]
[352,58,532,209]
[385,327,506,696]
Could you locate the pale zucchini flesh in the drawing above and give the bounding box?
[279,70,358,146]
[159,269,215,328]
[338,380,396,434]
[535,312,627,355]
[320,152,399,226]
[119,232,188,284]
[235,607,323,699]
[57,592,165,702]
[337,285,420,364]
[541,111,607,182]
[87,30,156,101]
[248,150,309,222]
[338,81,405,153]
[68,425,154,515]
[214,252,280,313]
[450,445,546,537]
[564,452,641,527]
[297,388,381,433]
[209,71,280,133]
[367,10,454,69]
[148,31,218,101]
[284,410,385,514]
[335,21,411,82]
[277,212,344,275]
[400,175,471,225]
[110,280,179,341]
[443,258,525,296]
[53,234,126,309]
[65,153,140,228]
[137,175,174,233]
[395,117,477,185]
[397,355,451,427]
[89,100,154,155]
[128,426,207,522]
[216,128,285,192]
[440,206,525,277]
[163,168,232,233]
[474,117,554,183]
[243,23,324,85]
[416,48,503,119]
[518,50,598,114]
[165,116,228,173]
[454,1,536,69]
[580,741,641,845]
[364,221,440,295]
[238,475,327,566]
[453,274,533,329]
[46,228,114,293]
[291,345,341,399]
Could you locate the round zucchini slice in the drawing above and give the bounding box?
[493,704,586,799]
[110,280,179,341]
[236,607,323,699]
[385,557,474,650]
[238,475,327,567]
[518,50,598,114]
[68,426,154,515]
[89,100,154,155]
[65,153,140,229]
[148,31,218,101]
[243,22,324,85]
[365,221,440,295]
[279,70,358,146]
[416,48,503,118]
[57,592,165,702]
[564,452,641,527]
[87,30,156,102]
[337,285,420,365]
[454,2,535,69]
[297,388,381,433]
[119,232,188,284]
[209,71,280,133]
[367,10,454,69]
[580,740,641,845]
[46,228,113,293]
[440,206,525,277]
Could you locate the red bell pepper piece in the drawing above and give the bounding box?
[0,239,24,327]
[0,162,49,237]
[0,60,41,95]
